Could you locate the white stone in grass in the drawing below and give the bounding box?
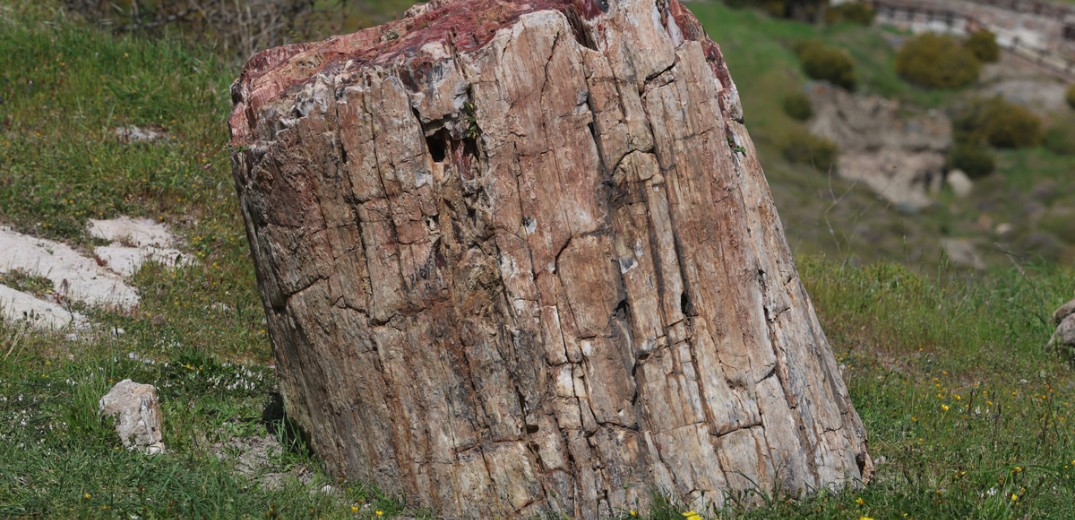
[0,217,191,331]
[93,245,188,278]
[0,283,86,330]
[87,217,176,248]
[0,226,138,308]
[1053,298,1075,326]
[113,125,167,143]
[88,217,189,277]
[1048,310,1075,356]
[941,238,986,270]
[98,379,166,455]
[946,169,974,198]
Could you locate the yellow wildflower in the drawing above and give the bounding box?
[352,505,359,513]
[375,511,383,517]
[83,493,91,499]
[855,497,865,506]
[1011,493,1019,502]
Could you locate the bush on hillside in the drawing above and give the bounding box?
[1043,125,1075,155]
[895,33,981,88]
[781,129,838,172]
[954,97,1043,149]
[964,29,1000,63]
[946,144,995,178]
[1066,85,1075,110]
[825,3,875,25]
[795,40,857,90]
[783,92,815,121]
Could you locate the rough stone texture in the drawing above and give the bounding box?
[229,0,872,517]
[1053,298,1075,327]
[1050,312,1075,356]
[1050,298,1075,358]
[98,379,166,454]
[807,82,950,209]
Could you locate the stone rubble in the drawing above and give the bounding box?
[807,82,951,209]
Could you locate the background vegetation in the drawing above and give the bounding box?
[795,39,857,90]
[1,0,1074,519]
[954,97,1044,149]
[895,33,981,89]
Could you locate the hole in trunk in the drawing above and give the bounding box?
[427,128,450,163]
[680,291,695,317]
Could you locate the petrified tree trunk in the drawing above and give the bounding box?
[229,0,871,517]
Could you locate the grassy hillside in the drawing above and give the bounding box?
[690,3,1075,269]
[0,1,1073,519]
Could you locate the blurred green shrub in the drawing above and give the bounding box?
[1043,125,1075,155]
[954,97,1042,149]
[795,40,857,90]
[895,33,980,88]
[1066,85,1075,110]
[781,129,837,172]
[964,29,1000,63]
[946,144,995,178]
[825,3,875,25]
[782,92,815,121]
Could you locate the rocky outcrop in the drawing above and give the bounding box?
[807,82,951,209]
[0,218,189,331]
[229,0,872,517]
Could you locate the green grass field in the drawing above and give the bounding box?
[0,1,1073,518]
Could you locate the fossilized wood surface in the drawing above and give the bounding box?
[229,0,872,517]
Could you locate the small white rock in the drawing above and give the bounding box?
[946,170,974,198]
[113,125,166,143]
[98,379,166,455]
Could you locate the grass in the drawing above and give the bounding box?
[0,1,1073,519]
[0,3,415,518]
[0,270,54,298]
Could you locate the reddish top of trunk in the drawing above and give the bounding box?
[228,0,609,146]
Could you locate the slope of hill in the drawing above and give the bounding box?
[691,2,1075,271]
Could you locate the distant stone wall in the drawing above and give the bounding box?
[866,0,1075,76]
